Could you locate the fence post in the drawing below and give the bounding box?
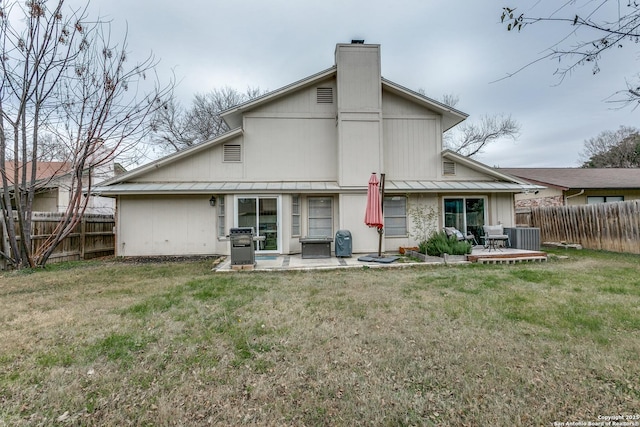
[0,216,8,270]
[80,216,86,260]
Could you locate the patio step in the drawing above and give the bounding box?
[476,256,547,264]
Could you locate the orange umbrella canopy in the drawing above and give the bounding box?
[364,172,383,230]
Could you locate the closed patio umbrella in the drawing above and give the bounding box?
[365,172,385,257]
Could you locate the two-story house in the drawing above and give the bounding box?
[95,42,537,257]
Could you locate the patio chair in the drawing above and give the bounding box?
[482,225,510,251]
[444,227,477,245]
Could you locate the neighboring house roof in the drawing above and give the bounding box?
[2,161,72,187]
[221,68,468,132]
[497,168,640,190]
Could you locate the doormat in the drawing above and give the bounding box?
[256,256,278,260]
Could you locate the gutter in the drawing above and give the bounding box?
[564,189,584,206]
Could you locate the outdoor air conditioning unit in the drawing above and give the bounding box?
[505,227,541,251]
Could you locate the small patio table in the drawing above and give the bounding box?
[482,235,510,251]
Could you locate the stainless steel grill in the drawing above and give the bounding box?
[229,227,255,266]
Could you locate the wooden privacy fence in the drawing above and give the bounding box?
[1,212,115,269]
[515,208,532,227]
[529,200,640,254]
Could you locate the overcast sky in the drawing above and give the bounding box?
[76,0,637,168]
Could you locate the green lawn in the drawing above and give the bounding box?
[1,249,639,426]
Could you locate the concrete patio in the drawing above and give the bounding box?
[214,246,547,272]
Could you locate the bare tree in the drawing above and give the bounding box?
[500,2,640,108]
[151,86,263,154]
[446,114,520,157]
[420,90,521,157]
[0,0,172,268]
[580,126,640,167]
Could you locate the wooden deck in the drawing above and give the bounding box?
[467,247,547,264]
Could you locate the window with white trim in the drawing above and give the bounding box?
[291,195,301,237]
[308,197,332,237]
[384,196,407,236]
[587,196,624,204]
[217,196,226,237]
[444,197,486,239]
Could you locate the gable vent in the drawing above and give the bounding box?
[317,87,333,104]
[443,161,456,176]
[223,144,242,162]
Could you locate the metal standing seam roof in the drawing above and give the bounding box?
[497,168,640,190]
[93,180,542,195]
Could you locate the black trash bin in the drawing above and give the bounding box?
[335,230,352,257]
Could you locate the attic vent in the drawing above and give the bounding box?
[443,161,456,176]
[223,144,242,162]
[317,87,333,104]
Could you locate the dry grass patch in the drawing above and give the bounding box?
[1,251,639,425]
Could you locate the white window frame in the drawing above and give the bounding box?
[291,195,301,237]
[587,195,624,204]
[308,197,333,237]
[384,196,407,237]
[233,195,282,253]
[217,196,226,237]
[443,196,488,236]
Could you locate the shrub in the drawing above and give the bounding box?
[450,239,473,255]
[421,231,472,256]
[423,232,450,256]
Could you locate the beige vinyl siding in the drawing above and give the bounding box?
[339,193,380,253]
[335,45,381,110]
[383,118,438,180]
[117,196,218,256]
[442,162,497,181]
[250,81,337,115]
[381,90,447,182]
[338,119,382,186]
[487,193,515,227]
[137,136,244,182]
[382,90,441,117]
[32,189,59,212]
[335,45,383,187]
[243,117,336,181]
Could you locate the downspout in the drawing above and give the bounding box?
[564,189,584,206]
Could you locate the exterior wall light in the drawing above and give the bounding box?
[209,196,216,207]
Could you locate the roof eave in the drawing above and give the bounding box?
[442,150,534,185]
[381,78,468,130]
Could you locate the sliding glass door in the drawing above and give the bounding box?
[444,197,486,240]
[236,196,280,252]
